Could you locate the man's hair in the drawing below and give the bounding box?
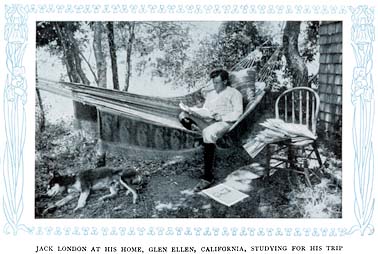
[210,69,230,86]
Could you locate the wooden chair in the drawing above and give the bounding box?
[265,87,323,186]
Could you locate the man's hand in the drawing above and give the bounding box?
[212,113,222,121]
[187,108,196,116]
[179,101,190,112]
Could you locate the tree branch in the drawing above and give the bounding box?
[78,51,98,84]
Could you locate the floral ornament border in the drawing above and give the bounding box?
[349,6,375,236]
[3,4,31,236]
[1,3,375,236]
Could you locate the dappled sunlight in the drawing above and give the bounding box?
[223,169,262,192]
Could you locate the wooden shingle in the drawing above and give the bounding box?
[335,75,342,85]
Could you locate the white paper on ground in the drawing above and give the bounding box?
[201,183,249,207]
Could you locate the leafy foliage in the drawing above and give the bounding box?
[300,21,320,63]
[36,22,61,49]
[116,22,192,85]
[36,22,88,53]
[174,21,275,89]
[216,22,268,69]
[37,21,320,91]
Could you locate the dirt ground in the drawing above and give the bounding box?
[35,122,340,219]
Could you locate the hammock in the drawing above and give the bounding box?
[38,47,280,124]
[37,46,282,153]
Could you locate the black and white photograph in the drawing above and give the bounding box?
[35,20,342,219]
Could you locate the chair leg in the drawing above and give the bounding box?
[312,142,323,167]
[301,144,323,187]
[288,145,295,169]
[303,166,312,187]
[290,146,313,187]
[265,144,271,178]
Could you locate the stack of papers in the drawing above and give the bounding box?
[243,118,316,158]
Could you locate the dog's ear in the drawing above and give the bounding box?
[131,175,143,185]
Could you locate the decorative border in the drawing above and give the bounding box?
[19,4,349,15]
[30,226,349,237]
[349,6,375,236]
[1,3,375,236]
[6,4,348,15]
[3,4,30,235]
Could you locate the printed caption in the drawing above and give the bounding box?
[35,244,344,253]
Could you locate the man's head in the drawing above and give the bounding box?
[210,69,230,93]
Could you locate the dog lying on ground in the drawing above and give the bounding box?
[42,167,143,215]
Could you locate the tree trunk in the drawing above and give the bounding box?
[124,22,135,91]
[36,69,46,132]
[93,22,107,88]
[56,22,91,138]
[55,23,80,83]
[65,23,90,85]
[282,21,309,87]
[36,88,46,132]
[106,22,119,90]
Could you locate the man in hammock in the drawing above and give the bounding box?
[179,69,243,192]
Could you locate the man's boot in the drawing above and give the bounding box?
[194,143,216,192]
[203,143,216,181]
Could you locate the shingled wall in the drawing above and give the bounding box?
[318,21,342,154]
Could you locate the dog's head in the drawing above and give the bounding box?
[121,168,143,186]
[46,171,68,197]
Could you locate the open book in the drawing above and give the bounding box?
[179,102,214,119]
[201,183,249,207]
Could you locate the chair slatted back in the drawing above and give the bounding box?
[275,87,320,134]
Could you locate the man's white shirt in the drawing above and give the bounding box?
[203,86,243,122]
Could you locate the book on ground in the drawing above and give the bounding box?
[201,183,249,207]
